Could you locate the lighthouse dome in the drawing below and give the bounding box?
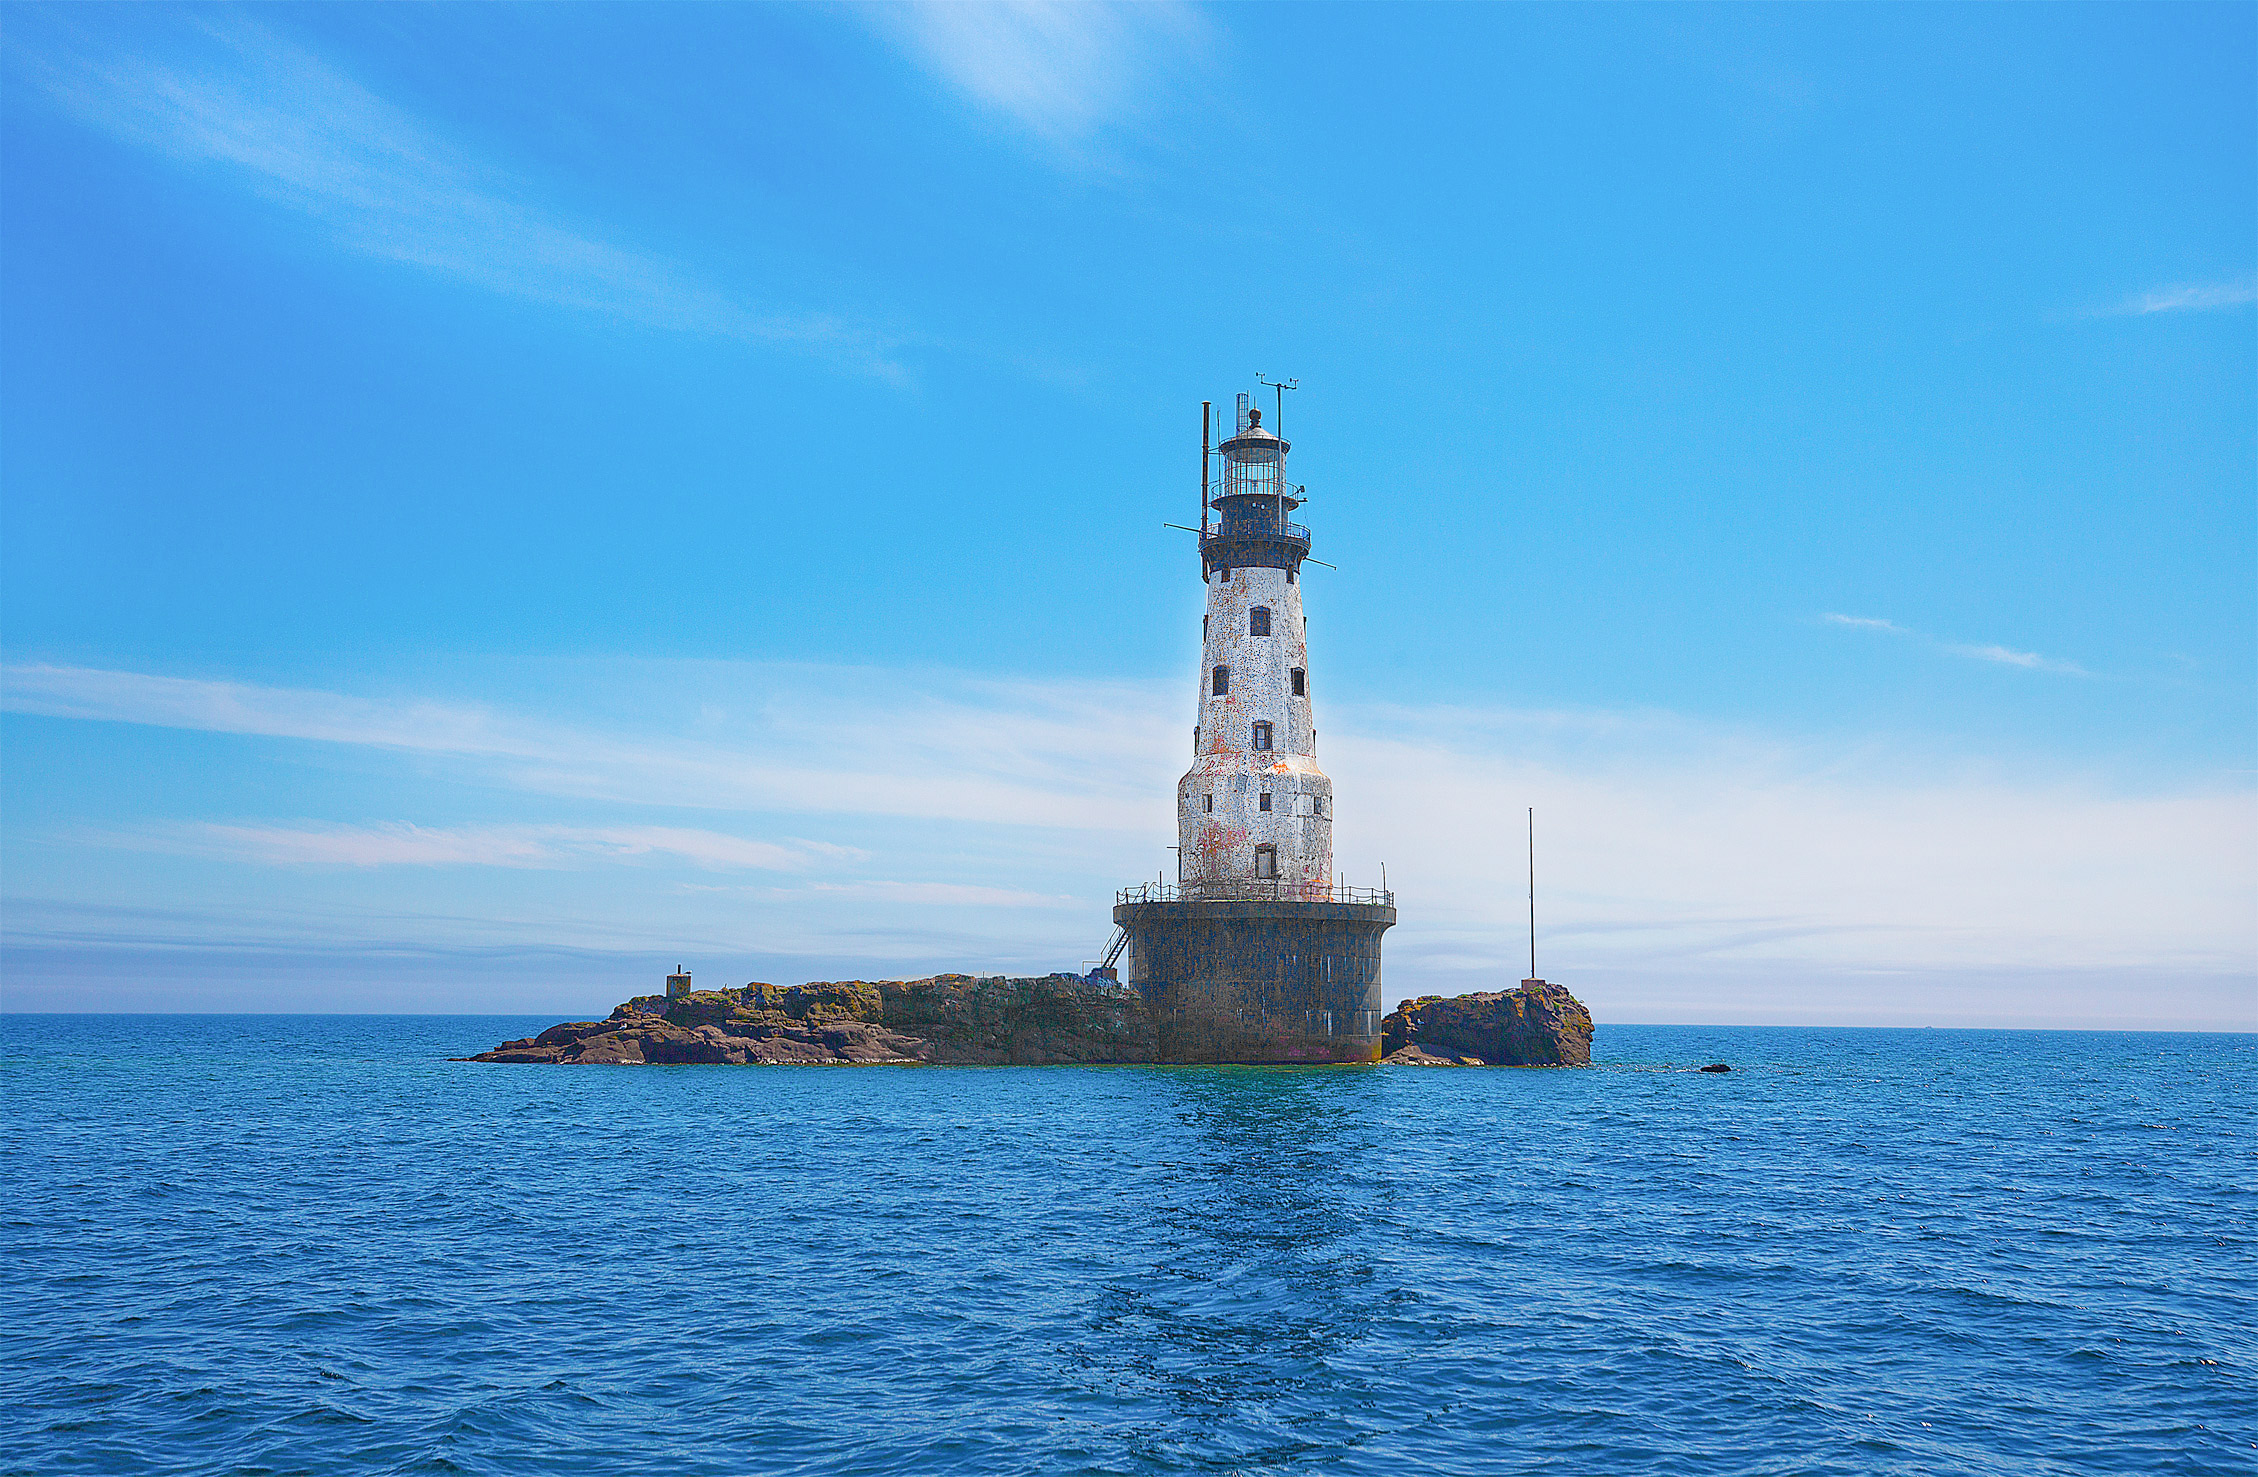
[1218,407,1289,463]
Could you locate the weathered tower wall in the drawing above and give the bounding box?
[1179,562,1332,893]
[1114,896,1394,1063]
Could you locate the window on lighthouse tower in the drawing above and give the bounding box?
[1251,721,1273,751]
[1255,845,1279,879]
[1249,606,1271,636]
[1212,666,1229,696]
[1291,668,1306,696]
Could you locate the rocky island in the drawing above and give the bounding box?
[1380,982,1593,1066]
[464,973,1592,1067]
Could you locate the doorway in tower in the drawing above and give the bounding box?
[1255,845,1279,879]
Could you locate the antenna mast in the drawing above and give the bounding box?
[1256,374,1299,437]
[1200,400,1211,535]
[1255,375,1299,532]
[1527,807,1537,981]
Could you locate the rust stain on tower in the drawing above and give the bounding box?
[1112,390,1396,1063]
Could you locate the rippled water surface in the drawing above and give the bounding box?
[3,1017,2252,1474]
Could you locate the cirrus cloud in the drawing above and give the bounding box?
[861,1,1206,154]
[2110,276,2258,316]
[1821,613,2088,677]
[128,821,855,871]
[12,12,908,376]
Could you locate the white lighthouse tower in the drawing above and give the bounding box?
[1178,401,1333,898]
[1113,390,1395,1063]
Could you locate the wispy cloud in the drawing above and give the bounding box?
[15,14,905,375]
[864,1,1203,153]
[804,880,1076,909]
[0,661,1171,831]
[677,879,1079,909]
[2,663,521,756]
[1943,642,2088,676]
[1819,613,2087,676]
[134,821,851,871]
[2106,276,2257,316]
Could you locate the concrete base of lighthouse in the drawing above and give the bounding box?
[1112,892,1396,1064]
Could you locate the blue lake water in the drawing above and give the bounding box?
[2,1016,2252,1475]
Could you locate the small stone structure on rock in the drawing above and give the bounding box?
[665,966,693,999]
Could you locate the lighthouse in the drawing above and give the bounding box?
[1113,393,1396,1063]
[1179,400,1333,896]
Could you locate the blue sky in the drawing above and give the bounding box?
[3,3,2251,1027]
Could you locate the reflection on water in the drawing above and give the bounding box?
[1084,1068,1391,1465]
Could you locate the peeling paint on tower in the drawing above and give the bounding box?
[1112,392,1396,1063]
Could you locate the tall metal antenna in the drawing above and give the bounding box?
[1527,807,1537,981]
[1200,400,1211,535]
[1256,375,1299,437]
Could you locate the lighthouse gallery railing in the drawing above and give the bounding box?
[1116,881,1394,908]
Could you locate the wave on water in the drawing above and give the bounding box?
[2,1017,2251,1475]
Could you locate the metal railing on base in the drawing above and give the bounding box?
[1115,881,1393,908]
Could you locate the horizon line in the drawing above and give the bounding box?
[3,1010,2250,1036]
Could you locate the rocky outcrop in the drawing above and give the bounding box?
[876,973,1155,1064]
[1375,1043,1492,1067]
[463,973,1153,1066]
[1380,980,1593,1066]
[467,973,1591,1067]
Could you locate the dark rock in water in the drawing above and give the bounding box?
[1700,1062,1732,1073]
[1379,980,1593,1066]
[466,973,1588,1068]
[462,973,1151,1066]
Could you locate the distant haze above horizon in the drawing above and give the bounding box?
[3,5,2251,1029]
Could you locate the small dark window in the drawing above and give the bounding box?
[1218,566,1232,582]
[1192,725,1200,752]
[1203,794,1213,813]
[1291,667,1306,696]
[1259,792,1272,812]
[1314,796,1325,817]
[1202,615,1209,638]
[1255,845,1279,879]
[1250,606,1271,636]
[1212,666,1229,697]
[1251,721,1272,751]
[1287,568,1296,584]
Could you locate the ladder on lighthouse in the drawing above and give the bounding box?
[1097,927,1128,974]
